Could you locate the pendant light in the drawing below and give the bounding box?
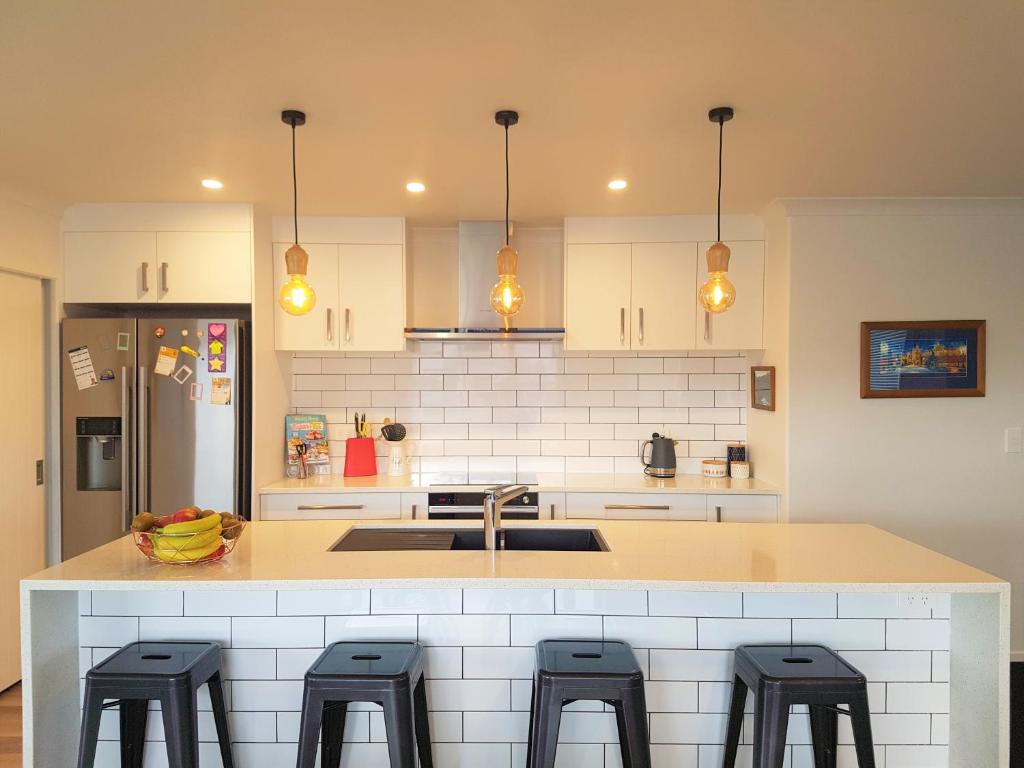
[278,109,317,316]
[698,106,737,314]
[489,110,525,330]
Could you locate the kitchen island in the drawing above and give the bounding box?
[22,520,1008,768]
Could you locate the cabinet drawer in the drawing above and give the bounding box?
[565,492,707,521]
[260,492,402,520]
[707,494,778,523]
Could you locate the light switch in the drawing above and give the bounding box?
[1006,427,1023,454]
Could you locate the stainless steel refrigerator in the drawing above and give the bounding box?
[61,317,250,559]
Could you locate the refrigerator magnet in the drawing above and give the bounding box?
[179,344,199,358]
[154,326,166,339]
[99,368,115,381]
[210,377,231,405]
[172,364,193,384]
[67,346,98,390]
[189,382,203,401]
[154,346,178,376]
[116,332,130,351]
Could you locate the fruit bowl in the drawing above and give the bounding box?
[132,514,246,565]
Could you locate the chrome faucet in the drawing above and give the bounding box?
[482,484,528,551]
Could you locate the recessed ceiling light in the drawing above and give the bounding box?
[608,179,628,191]
[406,181,426,193]
[201,179,223,190]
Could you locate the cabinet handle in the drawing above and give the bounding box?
[297,504,365,511]
[160,262,169,293]
[605,504,670,511]
[715,505,723,523]
[326,308,334,342]
[704,311,711,342]
[638,307,645,344]
[619,307,626,344]
[141,262,149,292]
[345,308,351,343]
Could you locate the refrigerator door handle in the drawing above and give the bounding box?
[138,366,149,514]
[121,367,133,530]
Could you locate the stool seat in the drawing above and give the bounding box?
[536,639,643,679]
[736,644,866,684]
[308,641,420,680]
[92,641,218,679]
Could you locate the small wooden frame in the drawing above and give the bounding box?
[750,366,776,411]
[860,320,985,399]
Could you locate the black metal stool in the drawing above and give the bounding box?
[77,641,233,768]
[527,639,651,768]
[723,644,876,768]
[295,641,433,768]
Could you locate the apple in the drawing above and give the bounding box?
[171,508,199,524]
[154,514,175,528]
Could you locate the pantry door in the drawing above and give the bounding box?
[0,270,46,689]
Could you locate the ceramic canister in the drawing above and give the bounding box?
[726,443,747,473]
[702,459,728,478]
[730,460,750,479]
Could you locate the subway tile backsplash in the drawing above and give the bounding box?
[290,341,748,478]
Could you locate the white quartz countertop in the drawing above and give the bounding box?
[258,473,780,495]
[24,520,1004,593]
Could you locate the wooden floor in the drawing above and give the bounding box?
[0,684,20,767]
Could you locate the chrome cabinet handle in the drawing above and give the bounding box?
[704,311,711,342]
[160,262,169,293]
[141,262,149,292]
[345,308,351,343]
[605,504,671,511]
[121,366,132,530]
[619,307,625,344]
[326,308,334,342]
[297,504,365,511]
[715,505,723,522]
[638,307,645,344]
[137,367,149,514]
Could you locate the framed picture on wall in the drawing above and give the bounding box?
[860,320,986,398]
[750,366,776,411]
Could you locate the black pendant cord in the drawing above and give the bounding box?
[291,122,299,245]
[716,118,723,243]
[504,124,510,245]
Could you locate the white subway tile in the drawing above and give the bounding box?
[886,683,949,713]
[346,374,394,390]
[442,373,488,390]
[541,407,590,423]
[370,358,418,374]
[470,423,517,439]
[371,588,461,614]
[493,439,540,456]
[697,618,790,649]
[649,591,743,618]
[791,619,885,650]
[605,616,697,649]
[231,680,304,711]
[276,709,368,743]
[516,390,565,407]
[325,615,418,642]
[638,374,688,390]
[491,341,539,358]
[469,358,516,374]
[420,358,468,374]
[139,616,230,646]
[421,424,470,439]
[291,390,322,407]
[510,614,602,646]
[614,358,663,374]
[663,358,715,374]
[743,593,836,618]
[590,407,639,423]
[323,357,371,374]
[469,390,517,407]
[690,374,739,390]
[443,341,492,358]
[838,593,930,619]
[614,390,664,407]
[517,358,563,374]
[275,648,323,679]
[649,712,728,744]
[185,591,275,617]
[232,617,324,648]
[838,713,931,745]
[420,457,469,474]
[689,407,740,424]
[464,588,554,614]
[555,589,647,616]
[469,457,517,481]
[564,358,614,374]
[643,681,699,713]
[557,711,620,743]
[419,614,510,646]
[615,423,664,439]
[517,423,565,439]
[79,616,139,647]
[589,440,640,457]
[931,713,949,745]
[541,439,589,456]
[492,374,540,391]
[493,407,541,423]
[886,620,950,651]
[92,591,183,617]
[427,679,510,711]
[462,711,529,742]
[589,374,638,390]
[541,374,589,391]
[444,439,492,456]
[664,391,716,408]
[463,647,536,679]
[444,407,493,423]
[713,357,748,374]
[564,423,615,439]
[932,651,950,682]
[395,407,445,423]
[79,591,91,616]
[424,646,463,679]
[291,357,322,374]
[277,589,369,616]
[371,390,420,407]
[639,407,690,423]
[839,650,932,682]
[564,457,616,474]
[515,456,565,475]
[322,391,369,408]
[433,743,512,768]
[884,745,948,766]
[565,390,615,407]
[221,649,276,680]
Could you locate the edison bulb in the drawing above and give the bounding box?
[279,275,317,316]
[698,272,736,313]
[490,275,525,318]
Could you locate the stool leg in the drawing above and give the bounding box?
[614,687,652,768]
[526,678,562,768]
[208,673,235,768]
[295,687,324,768]
[752,689,788,768]
[161,687,199,768]
[808,705,837,768]
[721,675,747,768]
[119,699,148,768]
[381,688,417,768]
[76,681,104,768]
[321,701,347,768]
[848,693,877,768]
[413,675,434,768]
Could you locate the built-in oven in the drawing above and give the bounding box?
[426,490,539,520]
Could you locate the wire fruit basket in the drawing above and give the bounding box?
[132,516,246,565]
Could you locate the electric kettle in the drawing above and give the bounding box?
[640,432,677,478]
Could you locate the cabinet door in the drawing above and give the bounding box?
[273,243,341,351]
[156,231,252,303]
[707,494,778,522]
[631,242,697,350]
[694,240,765,350]
[260,492,402,520]
[565,492,707,520]
[564,243,632,350]
[338,244,406,352]
[64,232,156,303]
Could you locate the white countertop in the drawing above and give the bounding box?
[259,473,781,495]
[24,520,1003,593]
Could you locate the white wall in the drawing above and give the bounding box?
[0,184,61,278]
[759,199,1024,654]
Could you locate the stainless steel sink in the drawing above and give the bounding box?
[330,527,609,552]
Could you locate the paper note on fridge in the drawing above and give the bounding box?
[67,346,98,390]
[154,346,178,376]
[211,377,232,405]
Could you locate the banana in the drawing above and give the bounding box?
[160,513,221,535]
[153,537,224,563]
[153,526,222,553]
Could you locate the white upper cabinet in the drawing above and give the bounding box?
[564,243,632,350]
[273,243,340,351]
[64,232,157,303]
[694,240,764,350]
[156,231,252,303]
[338,244,406,351]
[631,242,698,351]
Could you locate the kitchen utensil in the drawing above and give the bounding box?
[702,459,728,478]
[640,432,677,478]
[729,460,750,479]
[381,422,407,442]
[295,442,308,480]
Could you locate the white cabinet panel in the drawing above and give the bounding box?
[708,494,778,522]
[273,243,340,351]
[338,244,405,352]
[564,244,632,351]
[631,242,698,350]
[156,231,251,303]
[260,492,402,520]
[538,492,565,520]
[695,240,765,350]
[64,232,156,303]
[565,492,707,521]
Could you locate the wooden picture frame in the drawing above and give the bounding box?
[750,366,776,411]
[860,320,986,399]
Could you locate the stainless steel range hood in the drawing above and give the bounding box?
[405,221,565,341]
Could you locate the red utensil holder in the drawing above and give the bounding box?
[343,437,378,477]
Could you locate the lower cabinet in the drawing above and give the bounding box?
[706,494,779,523]
[259,492,403,520]
[564,492,780,522]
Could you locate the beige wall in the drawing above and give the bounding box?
[758,198,1024,653]
[0,185,61,278]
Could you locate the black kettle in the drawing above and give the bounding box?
[641,432,677,478]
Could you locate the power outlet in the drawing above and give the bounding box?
[899,593,934,612]
[1006,427,1023,454]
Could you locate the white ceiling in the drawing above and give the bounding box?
[2,1,1022,224]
